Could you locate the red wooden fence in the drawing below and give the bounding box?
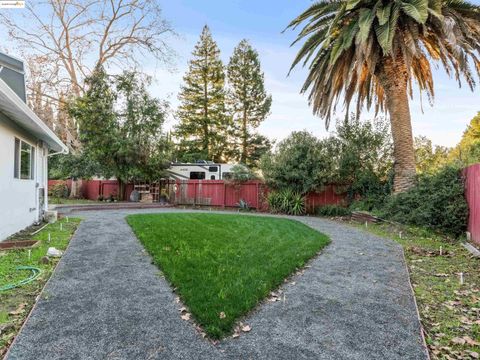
[48,179,134,202]
[174,180,268,210]
[173,181,345,212]
[464,164,480,245]
[304,185,346,213]
[48,179,346,213]
[48,166,480,241]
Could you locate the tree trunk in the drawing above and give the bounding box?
[203,53,210,159]
[377,56,416,193]
[69,178,82,198]
[118,179,125,201]
[241,109,248,164]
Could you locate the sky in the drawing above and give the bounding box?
[1,0,479,148]
[151,0,480,148]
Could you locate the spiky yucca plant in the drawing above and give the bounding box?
[287,0,480,192]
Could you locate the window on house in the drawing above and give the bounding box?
[209,166,218,172]
[222,172,232,180]
[190,171,205,180]
[210,175,216,180]
[14,138,34,180]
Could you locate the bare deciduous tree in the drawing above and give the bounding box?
[1,0,175,149]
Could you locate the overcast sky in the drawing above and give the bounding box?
[152,0,480,148]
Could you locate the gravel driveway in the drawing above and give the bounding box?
[6,209,428,360]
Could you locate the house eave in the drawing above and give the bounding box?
[0,78,68,154]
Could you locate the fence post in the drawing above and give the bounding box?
[193,182,197,207]
[223,182,226,208]
[256,182,260,209]
[175,180,181,205]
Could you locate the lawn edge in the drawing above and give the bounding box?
[164,242,331,343]
[3,219,82,359]
[399,246,432,360]
[126,212,331,342]
[324,216,436,360]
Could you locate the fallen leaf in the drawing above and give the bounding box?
[463,336,480,347]
[241,325,251,332]
[232,333,239,338]
[9,303,27,316]
[219,312,226,319]
[0,322,15,336]
[451,337,466,345]
[467,351,479,359]
[181,313,191,321]
[179,307,187,313]
[460,316,473,325]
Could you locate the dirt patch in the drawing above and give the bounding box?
[0,241,40,251]
[5,222,47,241]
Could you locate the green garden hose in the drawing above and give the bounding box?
[0,266,41,291]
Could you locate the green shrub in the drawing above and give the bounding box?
[260,131,335,194]
[316,205,351,217]
[267,190,305,215]
[267,191,282,213]
[380,166,468,238]
[349,194,388,214]
[289,192,306,216]
[49,183,69,198]
[228,164,256,183]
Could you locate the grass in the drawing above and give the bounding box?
[127,213,329,339]
[0,217,81,356]
[353,221,479,360]
[49,197,96,205]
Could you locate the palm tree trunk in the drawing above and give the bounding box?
[377,56,416,193]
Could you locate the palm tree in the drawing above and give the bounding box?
[287,0,480,192]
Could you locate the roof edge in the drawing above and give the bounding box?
[0,78,68,154]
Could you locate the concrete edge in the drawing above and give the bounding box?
[400,249,431,360]
[54,204,174,214]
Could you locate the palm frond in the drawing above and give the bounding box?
[287,0,480,122]
[400,0,429,24]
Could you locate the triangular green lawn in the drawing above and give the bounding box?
[127,213,329,339]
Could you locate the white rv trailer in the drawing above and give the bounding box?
[167,161,236,181]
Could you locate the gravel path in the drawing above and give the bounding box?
[6,209,428,360]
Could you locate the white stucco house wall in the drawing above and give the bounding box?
[0,53,68,240]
